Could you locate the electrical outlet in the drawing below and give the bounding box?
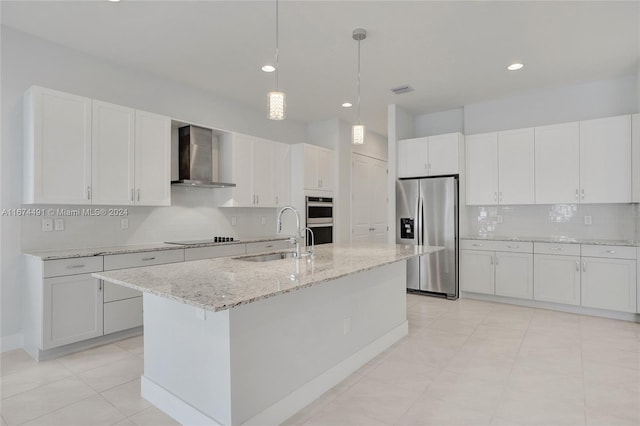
[42,219,53,232]
[231,216,237,226]
[343,317,351,335]
[261,217,266,225]
[54,218,64,231]
[584,216,593,225]
[120,218,129,229]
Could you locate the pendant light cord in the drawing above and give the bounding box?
[275,0,279,90]
[356,37,361,124]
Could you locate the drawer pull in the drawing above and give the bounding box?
[141,257,156,261]
[507,245,519,249]
[66,264,86,269]
[575,261,579,272]
[265,245,273,248]
[605,250,616,254]
[472,243,482,247]
[549,247,562,251]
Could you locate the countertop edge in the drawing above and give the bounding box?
[461,236,639,247]
[23,236,291,260]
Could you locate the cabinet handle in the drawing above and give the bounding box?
[495,255,499,266]
[549,247,562,251]
[494,192,497,203]
[575,261,579,272]
[499,192,503,202]
[428,163,432,174]
[66,264,85,269]
[137,189,141,202]
[275,196,279,204]
[582,261,586,272]
[131,189,134,202]
[98,281,102,291]
[575,189,579,200]
[369,227,375,231]
[319,179,323,188]
[507,245,519,249]
[266,245,273,248]
[87,186,91,200]
[581,189,585,200]
[490,255,493,265]
[472,243,482,247]
[141,257,156,261]
[606,250,616,254]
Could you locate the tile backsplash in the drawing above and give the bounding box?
[465,203,638,242]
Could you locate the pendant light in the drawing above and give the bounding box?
[268,0,285,120]
[351,28,366,145]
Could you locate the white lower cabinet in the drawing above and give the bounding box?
[581,257,637,313]
[460,250,495,294]
[460,240,533,299]
[43,273,103,350]
[494,252,534,299]
[533,254,581,305]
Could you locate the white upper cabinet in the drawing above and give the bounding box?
[397,137,429,177]
[91,101,135,205]
[24,86,92,204]
[465,133,498,205]
[579,115,631,203]
[534,122,580,204]
[397,133,461,178]
[271,141,291,206]
[633,114,640,203]
[302,144,334,192]
[24,86,171,206]
[220,134,290,207]
[498,128,534,205]
[134,110,171,206]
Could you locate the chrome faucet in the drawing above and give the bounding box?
[301,227,315,258]
[277,206,302,258]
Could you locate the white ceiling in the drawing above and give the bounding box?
[2,1,639,135]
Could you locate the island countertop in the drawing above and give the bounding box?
[93,242,442,312]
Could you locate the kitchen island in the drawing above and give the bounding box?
[94,242,442,425]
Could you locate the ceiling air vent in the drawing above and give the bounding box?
[390,85,414,95]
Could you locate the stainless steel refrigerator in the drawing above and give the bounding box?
[396,176,458,299]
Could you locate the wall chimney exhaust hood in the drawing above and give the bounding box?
[171,125,236,188]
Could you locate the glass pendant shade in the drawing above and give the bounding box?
[352,124,365,145]
[268,91,285,120]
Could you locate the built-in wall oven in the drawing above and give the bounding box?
[306,196,333,245]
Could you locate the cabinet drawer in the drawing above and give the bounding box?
[184,244,246,261]
[245,240,291,254]
[534,242,580,256]
[460,240,532,253]
[104,282,142,302]
[104,297,142,334]
[44,256,103,278]
[580,245,636,260]
[104,249,184,270]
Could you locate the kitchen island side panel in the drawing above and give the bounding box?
[141,260,407,425]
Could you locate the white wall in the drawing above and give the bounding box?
[414,108,464,137]
[464,74,637,134]
[0,27,308,346]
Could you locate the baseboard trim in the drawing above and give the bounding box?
[141,321,409,425]
[461,292,640,322]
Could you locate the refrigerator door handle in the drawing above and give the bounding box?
[417,196,424,245]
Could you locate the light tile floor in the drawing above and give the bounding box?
[1,295,639,425]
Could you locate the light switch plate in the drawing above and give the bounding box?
[42,219,53,232]
[54,218,64,231]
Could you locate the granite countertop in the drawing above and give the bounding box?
[461,235,639,247]
[93,242,442,312]
[23,236,290,260]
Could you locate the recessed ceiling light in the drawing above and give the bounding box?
[108,0,121,2]
[261,65,275,73]
[342,102,352,108]
[507,63,524,71]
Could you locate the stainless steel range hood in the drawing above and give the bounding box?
[171,125,236,188]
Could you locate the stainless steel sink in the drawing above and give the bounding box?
[237,252,297,262]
